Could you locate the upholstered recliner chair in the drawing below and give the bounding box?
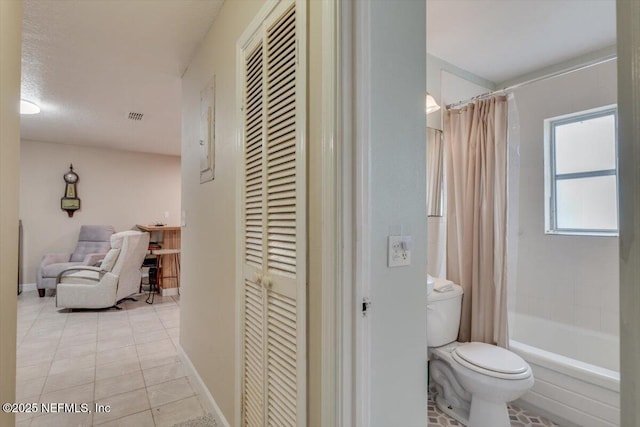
[56,230,150,309]
[37,225,115,297]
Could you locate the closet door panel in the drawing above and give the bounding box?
[241,39,266,427]
[242,278,265,427]
[266,3,298,282]
[244,41,266,273]
[263,2,305,425]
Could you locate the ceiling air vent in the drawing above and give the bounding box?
[128,112,144,121]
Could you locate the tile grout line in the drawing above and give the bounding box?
[14,294,50,426]
[127,297,154,427]
[92,306,114,426]
[39,303,72,408]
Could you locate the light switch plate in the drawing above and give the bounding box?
[388,235,411,267]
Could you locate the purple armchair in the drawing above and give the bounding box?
[36,225,115,296]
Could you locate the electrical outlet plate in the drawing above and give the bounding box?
[388,235,411,267]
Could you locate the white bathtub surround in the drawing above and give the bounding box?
[506,58,622,426]
[510,312,619,372]
[512,59,619,344]
[510,339,620,427]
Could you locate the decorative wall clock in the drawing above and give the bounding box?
[61,164,80,217]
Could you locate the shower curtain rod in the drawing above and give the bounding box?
[445,54,618,110]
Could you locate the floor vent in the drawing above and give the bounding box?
[128,112,144,121]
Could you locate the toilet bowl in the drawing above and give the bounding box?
[429,342,534,426]
[427,283,534,427]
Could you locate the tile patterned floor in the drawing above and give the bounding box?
[16,290,565,427]
[428,394,560,427]
[15,291,209,427]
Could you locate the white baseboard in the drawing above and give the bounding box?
[177,344,230,427]
[162,287,180,297]
[21,283,36,292]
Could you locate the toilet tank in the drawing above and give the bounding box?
[427,283,463,347]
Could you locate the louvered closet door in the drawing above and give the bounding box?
[242,36,266,427]
[240,0,306,426]
[263,2,304,426]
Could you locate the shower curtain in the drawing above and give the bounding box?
[444,96,509,347]
[427,128,444,216]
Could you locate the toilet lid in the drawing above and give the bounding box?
[453,342,529,376]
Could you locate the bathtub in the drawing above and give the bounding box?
[509,314,620,427]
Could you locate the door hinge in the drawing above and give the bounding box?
[362,297,371,316]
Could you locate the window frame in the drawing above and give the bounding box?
[544,105,619,237]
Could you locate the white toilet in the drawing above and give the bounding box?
[427,283,534,427]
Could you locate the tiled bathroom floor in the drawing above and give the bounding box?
[427,394,560,427]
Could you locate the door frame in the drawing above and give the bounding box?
[332,2,640,427]
[617,0,640,425]
[319,0,372,426]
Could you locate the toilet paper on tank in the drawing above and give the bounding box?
[433,277,454,292]
[427,275,435,295]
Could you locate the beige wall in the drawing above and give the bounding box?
[19,140,181,284]
[0,0,21,425]
[180,1,265,425]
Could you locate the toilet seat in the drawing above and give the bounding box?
[452,342,531,380]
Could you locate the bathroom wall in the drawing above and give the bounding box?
[511,60,619,343]
[426,53,495,130]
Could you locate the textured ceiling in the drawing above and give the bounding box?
[427,0,616,85]
[21,0,224,156]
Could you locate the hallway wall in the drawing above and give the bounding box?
[368,2,428,425]
[0,1,21,425]
[179,1,265,424]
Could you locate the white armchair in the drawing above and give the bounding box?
[56,230,150,309]
[37,225,115,296]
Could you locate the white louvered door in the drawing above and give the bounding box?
[242,35,266,427]
[239,1,306,426]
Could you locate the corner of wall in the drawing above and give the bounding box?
[0,0,22,423]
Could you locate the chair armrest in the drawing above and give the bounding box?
[56,265,103,283]
[40,253,71,266]
[82,253,107,267]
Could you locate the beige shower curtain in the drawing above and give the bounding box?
[444,96,509,347]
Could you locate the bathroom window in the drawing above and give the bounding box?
[544,106,618,236]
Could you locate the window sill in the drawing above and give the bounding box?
[544,230,619,237]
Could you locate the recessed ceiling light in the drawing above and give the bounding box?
[20,99,40,115]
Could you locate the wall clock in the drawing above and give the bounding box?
[61,164,80,217]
